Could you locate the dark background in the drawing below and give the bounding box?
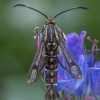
[0,0,100,100]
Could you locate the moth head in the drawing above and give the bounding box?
[45,18,56,25]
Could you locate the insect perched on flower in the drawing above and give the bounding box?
[13,4,89,100]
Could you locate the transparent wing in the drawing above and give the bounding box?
[27,33,45,83]
[56,28,82,78]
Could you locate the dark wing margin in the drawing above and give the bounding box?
[56,28,82,79]
[27,33,45,84]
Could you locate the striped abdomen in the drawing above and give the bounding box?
[43,24,60,100]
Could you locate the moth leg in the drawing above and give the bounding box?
[34,27,40,50]
[34,27,39,34]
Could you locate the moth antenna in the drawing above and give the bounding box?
[13,4,48,19]
[53,6,89,19]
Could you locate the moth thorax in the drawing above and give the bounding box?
[52,42,57,50]
[52,42,57,48]
[46,42,51,50]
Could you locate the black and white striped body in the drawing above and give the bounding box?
[43,24,60,100]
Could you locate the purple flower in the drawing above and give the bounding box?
[83,37,100,99]
[57,31,100,99]
[84,68,100,98]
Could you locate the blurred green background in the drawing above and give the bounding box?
[0,0,100,100]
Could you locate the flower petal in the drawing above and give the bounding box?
[84,68,100,97]
[57,80,70,91]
